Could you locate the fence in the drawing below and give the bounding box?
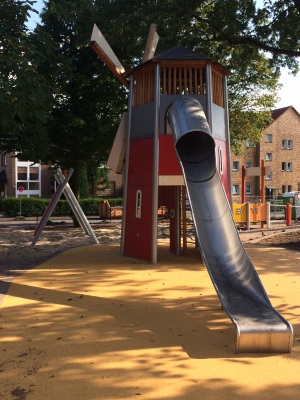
[233,202,296,229]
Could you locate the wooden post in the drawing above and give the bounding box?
[260,159,265,228]
[182,186,187,255]
[261,159,265,203]
[286,203,292,226]
[241,166,246,203]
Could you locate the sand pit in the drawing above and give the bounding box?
[0,228,300,399]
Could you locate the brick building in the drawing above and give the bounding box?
[231,106,300,202]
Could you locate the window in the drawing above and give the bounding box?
[17,166,27,180]
[288,185,293,192]
[29,182,39,190]
[218,147,223,174]
[283,162,293,172]
[282,185,287,193]
[266,173,272,180]
[287,140,293,149]
[282,140,287,149]
[136,189,142,218]
[232,185,239,195]
[16,161,41,197]
[245,161,252,168]
[265,133,272,142]
[17,182,28,190]
[265,153,272,161]
[245,140,252,148]
[29,167,39,180]
[246,184,252,194]
[232,161,239,171]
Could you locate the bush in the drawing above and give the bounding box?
[0,197,123,218]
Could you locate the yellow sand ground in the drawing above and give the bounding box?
[0,242,299,400]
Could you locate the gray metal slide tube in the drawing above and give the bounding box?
[167,97,293,353]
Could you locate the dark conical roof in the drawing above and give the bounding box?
[126,45,231,75]
[153,45,212,61]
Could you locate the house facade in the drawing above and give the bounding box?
[99,169,123,198]
[0,152,123,199]
[0,153,53,198]
[231,106,300,202]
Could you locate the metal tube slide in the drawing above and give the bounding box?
[167,97,293,353]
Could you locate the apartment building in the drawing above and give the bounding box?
[231,106,300,202]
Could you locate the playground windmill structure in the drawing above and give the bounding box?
[90,23,231,264]
[90,24,293,354]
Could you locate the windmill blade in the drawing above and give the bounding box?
[142,23,159,63]
[90,24,129,88]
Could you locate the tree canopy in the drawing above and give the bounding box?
[1,0,299,183]
[0,0,55,159]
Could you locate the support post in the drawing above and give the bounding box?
[182,186,187,255]
[120,76,134,256]
[286,203,292,226]
[55,170,99,244]
[32,169,74,246]
[266,202,271,229]
[246,202,251,230]
[261,159,265,203]
[151,63,160,264]
[260,159,265,228]
[32,168,99,246]
[241,166,246,203]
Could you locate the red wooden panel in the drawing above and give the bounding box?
[128,138,153,186]
[124,221,152,260]
[159,135,182,176]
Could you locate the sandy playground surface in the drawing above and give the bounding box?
[0,220,300,399]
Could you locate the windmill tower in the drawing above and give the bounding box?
[91,25,232,263]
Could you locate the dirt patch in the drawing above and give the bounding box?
[256,229,300,251]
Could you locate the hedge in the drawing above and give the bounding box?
[0,197,123,218]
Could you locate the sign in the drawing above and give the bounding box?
[18,186,24,192]
[243,166,271,177]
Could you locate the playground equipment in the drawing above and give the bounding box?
[233,202,270,229]
[90,25,293,353]
[32,168,99,246]
[168,97,292,353]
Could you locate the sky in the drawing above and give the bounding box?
[27,0,300,113]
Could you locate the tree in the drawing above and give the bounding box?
[0,0,55,158]
[33,0,127,196]
[1,0,299,179]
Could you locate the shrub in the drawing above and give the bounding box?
[0,197,123,218]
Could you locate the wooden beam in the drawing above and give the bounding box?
[90,24,129,88]
[142,23,159,62]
